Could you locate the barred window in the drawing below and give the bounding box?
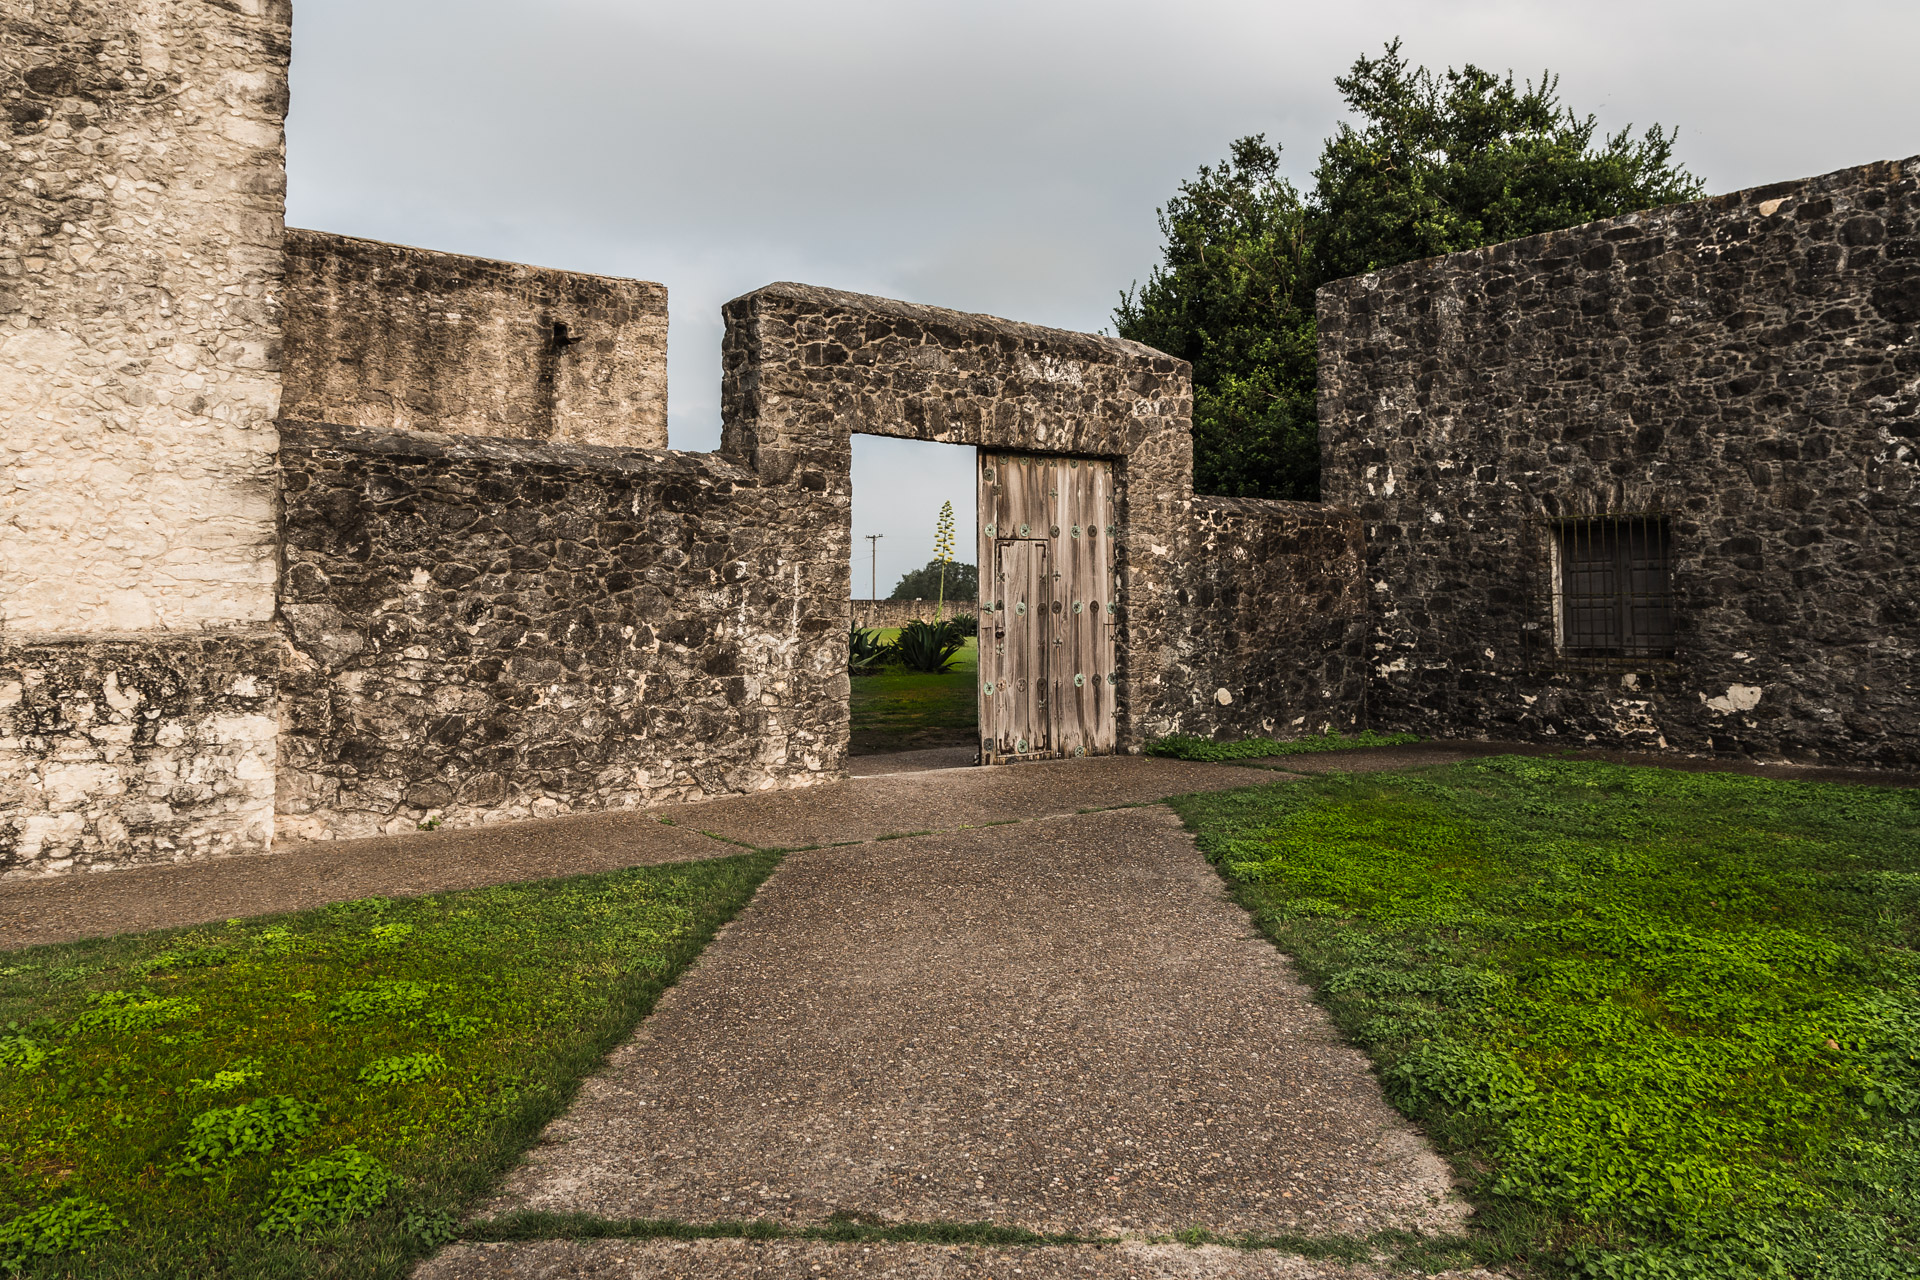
[1554,517,1674,659]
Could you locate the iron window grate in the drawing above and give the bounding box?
[1551,516,1675,665]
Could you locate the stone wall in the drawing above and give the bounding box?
[1160,497,1369,740]
[1,0,291,876]
[1,0,289,634]
[720,283,1197,751]
[848,600,961,630]
[275,421,838,839]
[1319,156,1920,767]
[282,231,667,448]
[1,4,1380,876]
[1,634,278,878]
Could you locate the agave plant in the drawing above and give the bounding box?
[889,618,967,673]
[848,624,889,674]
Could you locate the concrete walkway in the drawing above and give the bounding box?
[8,743,1905,951]
[1,756,1282,949]
[474,805,1464,1240]
[423,1239,1501,1279]
[396,753,1480,1279]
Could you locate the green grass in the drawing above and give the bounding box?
[1145,729,1420,761]
[0,850,780,1279]
[849,637,979,755]
[1170,758,1920,1278]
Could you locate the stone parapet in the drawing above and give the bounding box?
[0,0,290,634]
[282,231,668,448]
[848,600,967,630]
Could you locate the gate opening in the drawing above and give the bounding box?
[848,435,981,762]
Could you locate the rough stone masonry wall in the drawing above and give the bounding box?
[0,637,276,877]
[1160,497,1369,740]
[1,0,290,876]
[282,231,668,448]
[1319,156,1920,767]
[720,283,1212,751]
[276,421,836,840]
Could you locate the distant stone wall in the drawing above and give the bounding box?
[1160,498,1368,741]
[1319,156,1920,767]
[1,0,289,635]
[0,634,278,878]
[721,283,1194,751]
[282,231,667,448]
[275,421,837,839]
[847,600,963,629]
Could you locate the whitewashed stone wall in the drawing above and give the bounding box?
[1,0,289,633]
[0,0,290,875]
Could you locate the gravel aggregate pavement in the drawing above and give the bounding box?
[481,805,1467,1239]
[653,757,1292,851]
[0,809,730,949]
[419,1239,1502,1280]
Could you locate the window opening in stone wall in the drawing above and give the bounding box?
[1552,516,1674,663]
[848,435,981,764]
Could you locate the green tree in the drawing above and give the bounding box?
[1311,40,1704,283]
[1115,41,1703,500]
[889,559,978,603]
[1113,137,1318,499]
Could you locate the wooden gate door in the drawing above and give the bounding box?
[977,452,1117,762]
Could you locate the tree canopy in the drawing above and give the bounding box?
[1115,40,1703,500]
[888,559,978,602]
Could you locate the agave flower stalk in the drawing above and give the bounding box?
[933,500,955,622]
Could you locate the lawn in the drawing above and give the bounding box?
[1171,757,1920,1278]
[0,851,778,1279]
[848,633,979,756]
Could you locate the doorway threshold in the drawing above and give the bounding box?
[848,746,980,777]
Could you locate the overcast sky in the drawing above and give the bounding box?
[284,0,1920,597]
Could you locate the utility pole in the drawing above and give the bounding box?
[864,534,882,628]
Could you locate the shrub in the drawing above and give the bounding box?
[848,624,889,674]
[325,979,432,1024]
[358,1052,446,1086]
[0,1035,59,1075]
[888,619,967,673]
[70,990,199,1033]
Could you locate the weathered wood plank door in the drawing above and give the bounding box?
[977,452,1117,762]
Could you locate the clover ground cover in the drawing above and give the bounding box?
[0,849,777,1278]
[1172,758,1920,1278]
